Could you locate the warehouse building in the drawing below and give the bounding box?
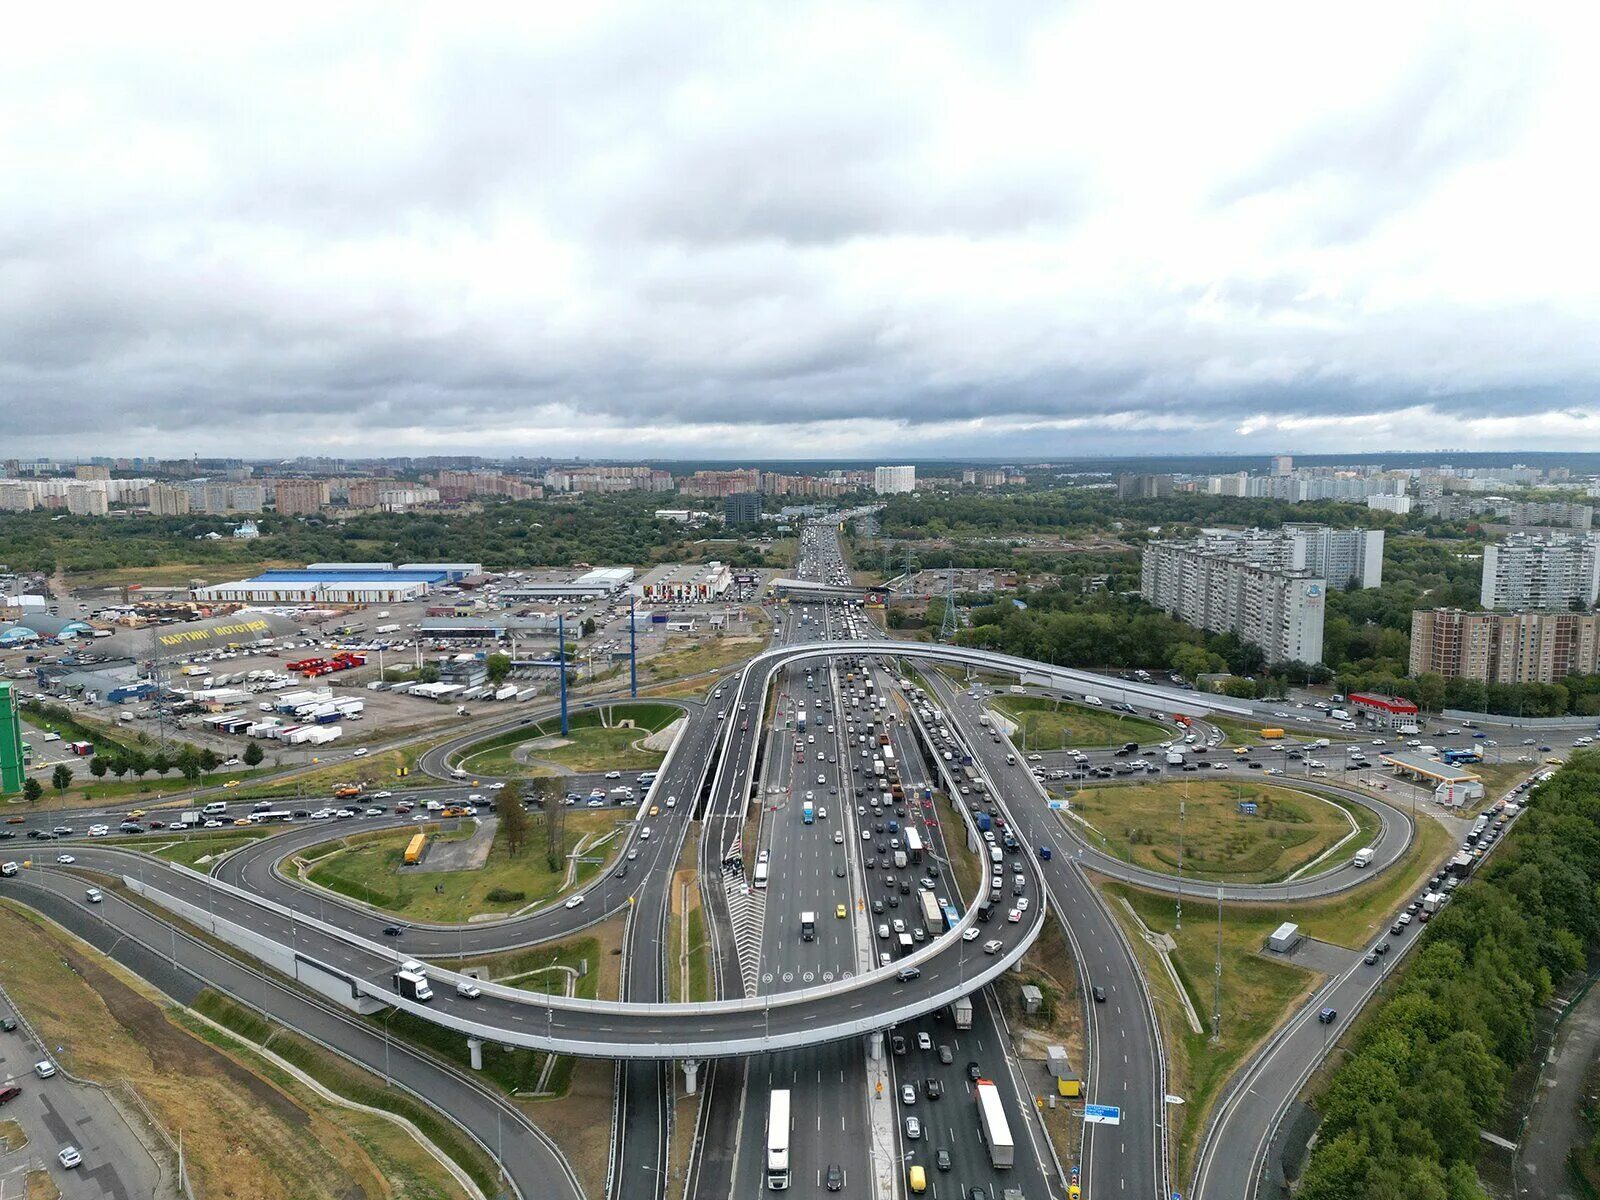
[635,562,734,603]
[499,567,635,601]
[192,563,477,605]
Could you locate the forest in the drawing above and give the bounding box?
[1294,752,1600,1200]
[0,493,783,574]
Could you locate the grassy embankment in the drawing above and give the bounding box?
[451,702,678,778]
[989,694,1171,750]
[0,901,477,1200]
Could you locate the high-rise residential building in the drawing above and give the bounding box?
[1480,532,1600,610]
[1283,525,1385,589]
[543,465,674,493]
[274,478,331,515]
[145,483,190,515]
[1117,473,1174,500]
[1410,609,1600,683]
[0,483,35,512]
[1367,494,1412,515]
[1271,454,1293,476]
[681,469,763,498]
[724,492,763,526]
[873,465,916,494]
[1141,536,1326,664]
[65,484,108,516]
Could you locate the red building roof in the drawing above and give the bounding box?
[1349,692,1419,715]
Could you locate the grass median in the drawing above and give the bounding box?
[1069,779,1358,884]
[990,694,1170,750]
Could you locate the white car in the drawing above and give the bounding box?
[56,854,76,864]
[87,824,108,837]
[833,830,844,844]
[983,939,1004,954]
[372,790,392,799]
[962,927,980,942]
[666,796,677,808]
[335,808,356,818]
[1007,908,1022,923]
[203,819,223,828]
[352,748,369,757]
[487,782,505,790]
[35,1060,57,1078]
[605,770,622,779]
[1015,897,1030,912]
[364,807,384,816]
[58,1146,83,1169]
[564,894,586,909]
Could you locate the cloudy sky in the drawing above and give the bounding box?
[4,2,1598,460]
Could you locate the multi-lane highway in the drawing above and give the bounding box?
[2,521,1492,1200]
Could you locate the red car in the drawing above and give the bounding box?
[0,1085,21,1105]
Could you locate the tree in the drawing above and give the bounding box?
[485,653,512,685]
[199,748,220,773]
[151,752,172,777]
[22,777,43,803]
[581,617,597,637]
[108,757,129,779]
[545,794,567,872]
[180,759,202,782]
[89,756,108,780]
[51,764,73,793]
[242,740,264,767]
[496,781,529,856]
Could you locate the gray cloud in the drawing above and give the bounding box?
[0,3,1595,459]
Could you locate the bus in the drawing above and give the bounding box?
[247,810,294,824]
[918,890,942,930]
[766,1089,791,1189]
[942,902,962,932]
[904,827,923,864]
[754,862,770,889]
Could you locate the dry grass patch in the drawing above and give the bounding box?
[0,1118,26,1152]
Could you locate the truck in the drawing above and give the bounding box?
[918,890,942,930]
[1330,708,1350,721]
[393,963,433,1002]
[494,685,518,701]
[974,1079,1015,1168]
[800,912,816,942]
[802,801,815,825]
[950,996,973,1029]
[893,850,908,869]
[1165,749,1185,766]
[1259,727,1285,739]
[403,833,427,865]
[766,1089,791,1189]
[904,827,924,863]
[975,812,992,833]
[1352,847,1375,868]
[873,758,885,778]
[796,709,807,732]
[1422,891,1446,914]
[176,810,202,828]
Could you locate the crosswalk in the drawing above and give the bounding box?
[722,865,767,996]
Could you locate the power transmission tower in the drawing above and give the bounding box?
[938,568,960,641]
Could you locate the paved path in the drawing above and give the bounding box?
[1516,976,1600,1199]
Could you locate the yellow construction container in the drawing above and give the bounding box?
[403,832,427,865]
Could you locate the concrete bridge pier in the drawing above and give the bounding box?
[468,1037,484,1070]
[681,1059,702,1095]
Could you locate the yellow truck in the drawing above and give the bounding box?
[1259,727,1285,739]
[403,833,427,865]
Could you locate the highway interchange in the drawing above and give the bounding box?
[0,521,1556,1200]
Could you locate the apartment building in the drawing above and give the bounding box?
[1283,524,1385,589]
[273,478,331,515]
[874,465,916,494]
[1141,536,1326,664]
[543,465,674,493]
[680,469,762,499]
[1480,532,1600,610]
[145,483,191,515]
[65,484,109,516]
[1410,608,1600,683]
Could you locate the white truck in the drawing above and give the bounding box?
[393,962,433,1002]
[1352,847,1375,868]
[975,1078,1015,1168]
[950,996,973,1029]
[1165,749,1185,766]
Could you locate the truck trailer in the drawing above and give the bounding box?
[974,1079,1015,1168]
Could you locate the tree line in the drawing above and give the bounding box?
[1295,751,1600,1199]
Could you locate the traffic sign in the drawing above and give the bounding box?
[1083,1104,1122,1125]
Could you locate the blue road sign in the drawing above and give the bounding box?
[1083,1104,1122,1125]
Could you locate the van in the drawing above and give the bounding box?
[989,846,1003,864]
[202,801,228,816]
[1005,753,1015,765]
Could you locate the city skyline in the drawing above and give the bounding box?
[4,4,1599,459]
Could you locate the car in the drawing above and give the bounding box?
[969,1189,987,1200]
[938,1044,953,1064]
[935,1148,952,1172]
[1007,908,1021,923]
[966,1060,981,1081]
[1318,1007,1337,1024]
[833,830,844,844]
[826,1163,843,1192]
[1363,951,1378,965]
[55,854,75,865]
[0,1016,15,1032]
[87,824,108,837]
[382,924,405,936]
[904,1117,921,1140]
[1390,920,1406,934]
[34,1060,56,1078]
[372,790,392,799]
[891,1034,907,1055]
[1015,897,1030,912]
[605,770,622,779]
[917,1031,932,1051]
[0,1084,19,1105]
[962,927,980,942]
[983,938,1003,954]
[1396,912,1413,927]
[352,748,369,757]
[58,1146,83,1169]
[85,887,103,903]
[565,894,585,909]
[901,1083,916,1105]
[836,903,847,919]
[924,1077,944,1099]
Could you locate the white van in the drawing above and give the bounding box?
[202,801,228,816]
